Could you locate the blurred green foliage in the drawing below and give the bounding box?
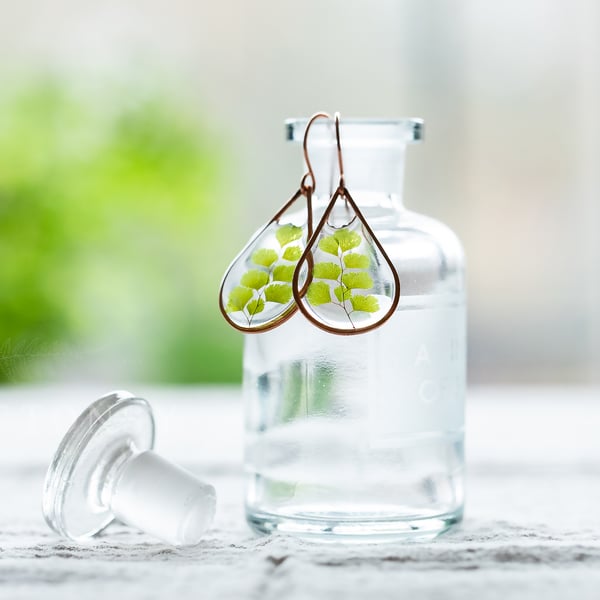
[0,77,241,383]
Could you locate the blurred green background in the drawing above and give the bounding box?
[0,77,241,383]
[1,0,600,385]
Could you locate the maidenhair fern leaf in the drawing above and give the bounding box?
[343,252,370,269]
[342,271,374,289]
[276,224,303,247]
[251,248,278,267]
[333,229,361,252]
[334,285,352,303]
[318,235,339,256]
[313,262,342,280]
[265,283,292,304]
[350,295,380,313]
[241,269,269,290]
[226,286,253,313]
[307,281,331,305]
[272,265,295,282]
[227,224,306,326]
[282,245,302,261]
[246,297,265,315]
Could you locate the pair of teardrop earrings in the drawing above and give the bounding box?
[219,112,400,336]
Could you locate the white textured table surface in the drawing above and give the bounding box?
[1,385,600,599]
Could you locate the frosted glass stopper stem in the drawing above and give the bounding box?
[110,450,216,546]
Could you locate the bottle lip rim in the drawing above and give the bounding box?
[285,118,424,144]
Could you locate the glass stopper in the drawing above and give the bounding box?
[42,391,216,546]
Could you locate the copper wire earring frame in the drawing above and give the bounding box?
[218,112,331,333]
[291,113,401,335]
[219,111,401,336]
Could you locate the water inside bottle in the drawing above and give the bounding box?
[244,293,465,539]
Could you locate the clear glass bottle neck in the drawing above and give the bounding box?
[306,144,407,217]
[287,118,423,221]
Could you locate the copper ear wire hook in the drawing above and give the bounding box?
[300,112,331,193]
[326,112,352,227]
[298,112,332,242]
[334,112,345,189]
[271,111,332,235]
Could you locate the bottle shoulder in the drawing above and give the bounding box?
[374,209,465,297]
[398,209,464,259]
[374,210,463,259]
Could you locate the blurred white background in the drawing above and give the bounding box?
[0,0,598,384]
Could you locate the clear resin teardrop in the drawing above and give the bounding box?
[293,188,400,335]
[219,189,311,332]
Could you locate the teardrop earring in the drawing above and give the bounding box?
[292,113,401,335]
[219,112,331,332]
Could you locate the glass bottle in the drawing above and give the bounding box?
[243,119,466,540]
